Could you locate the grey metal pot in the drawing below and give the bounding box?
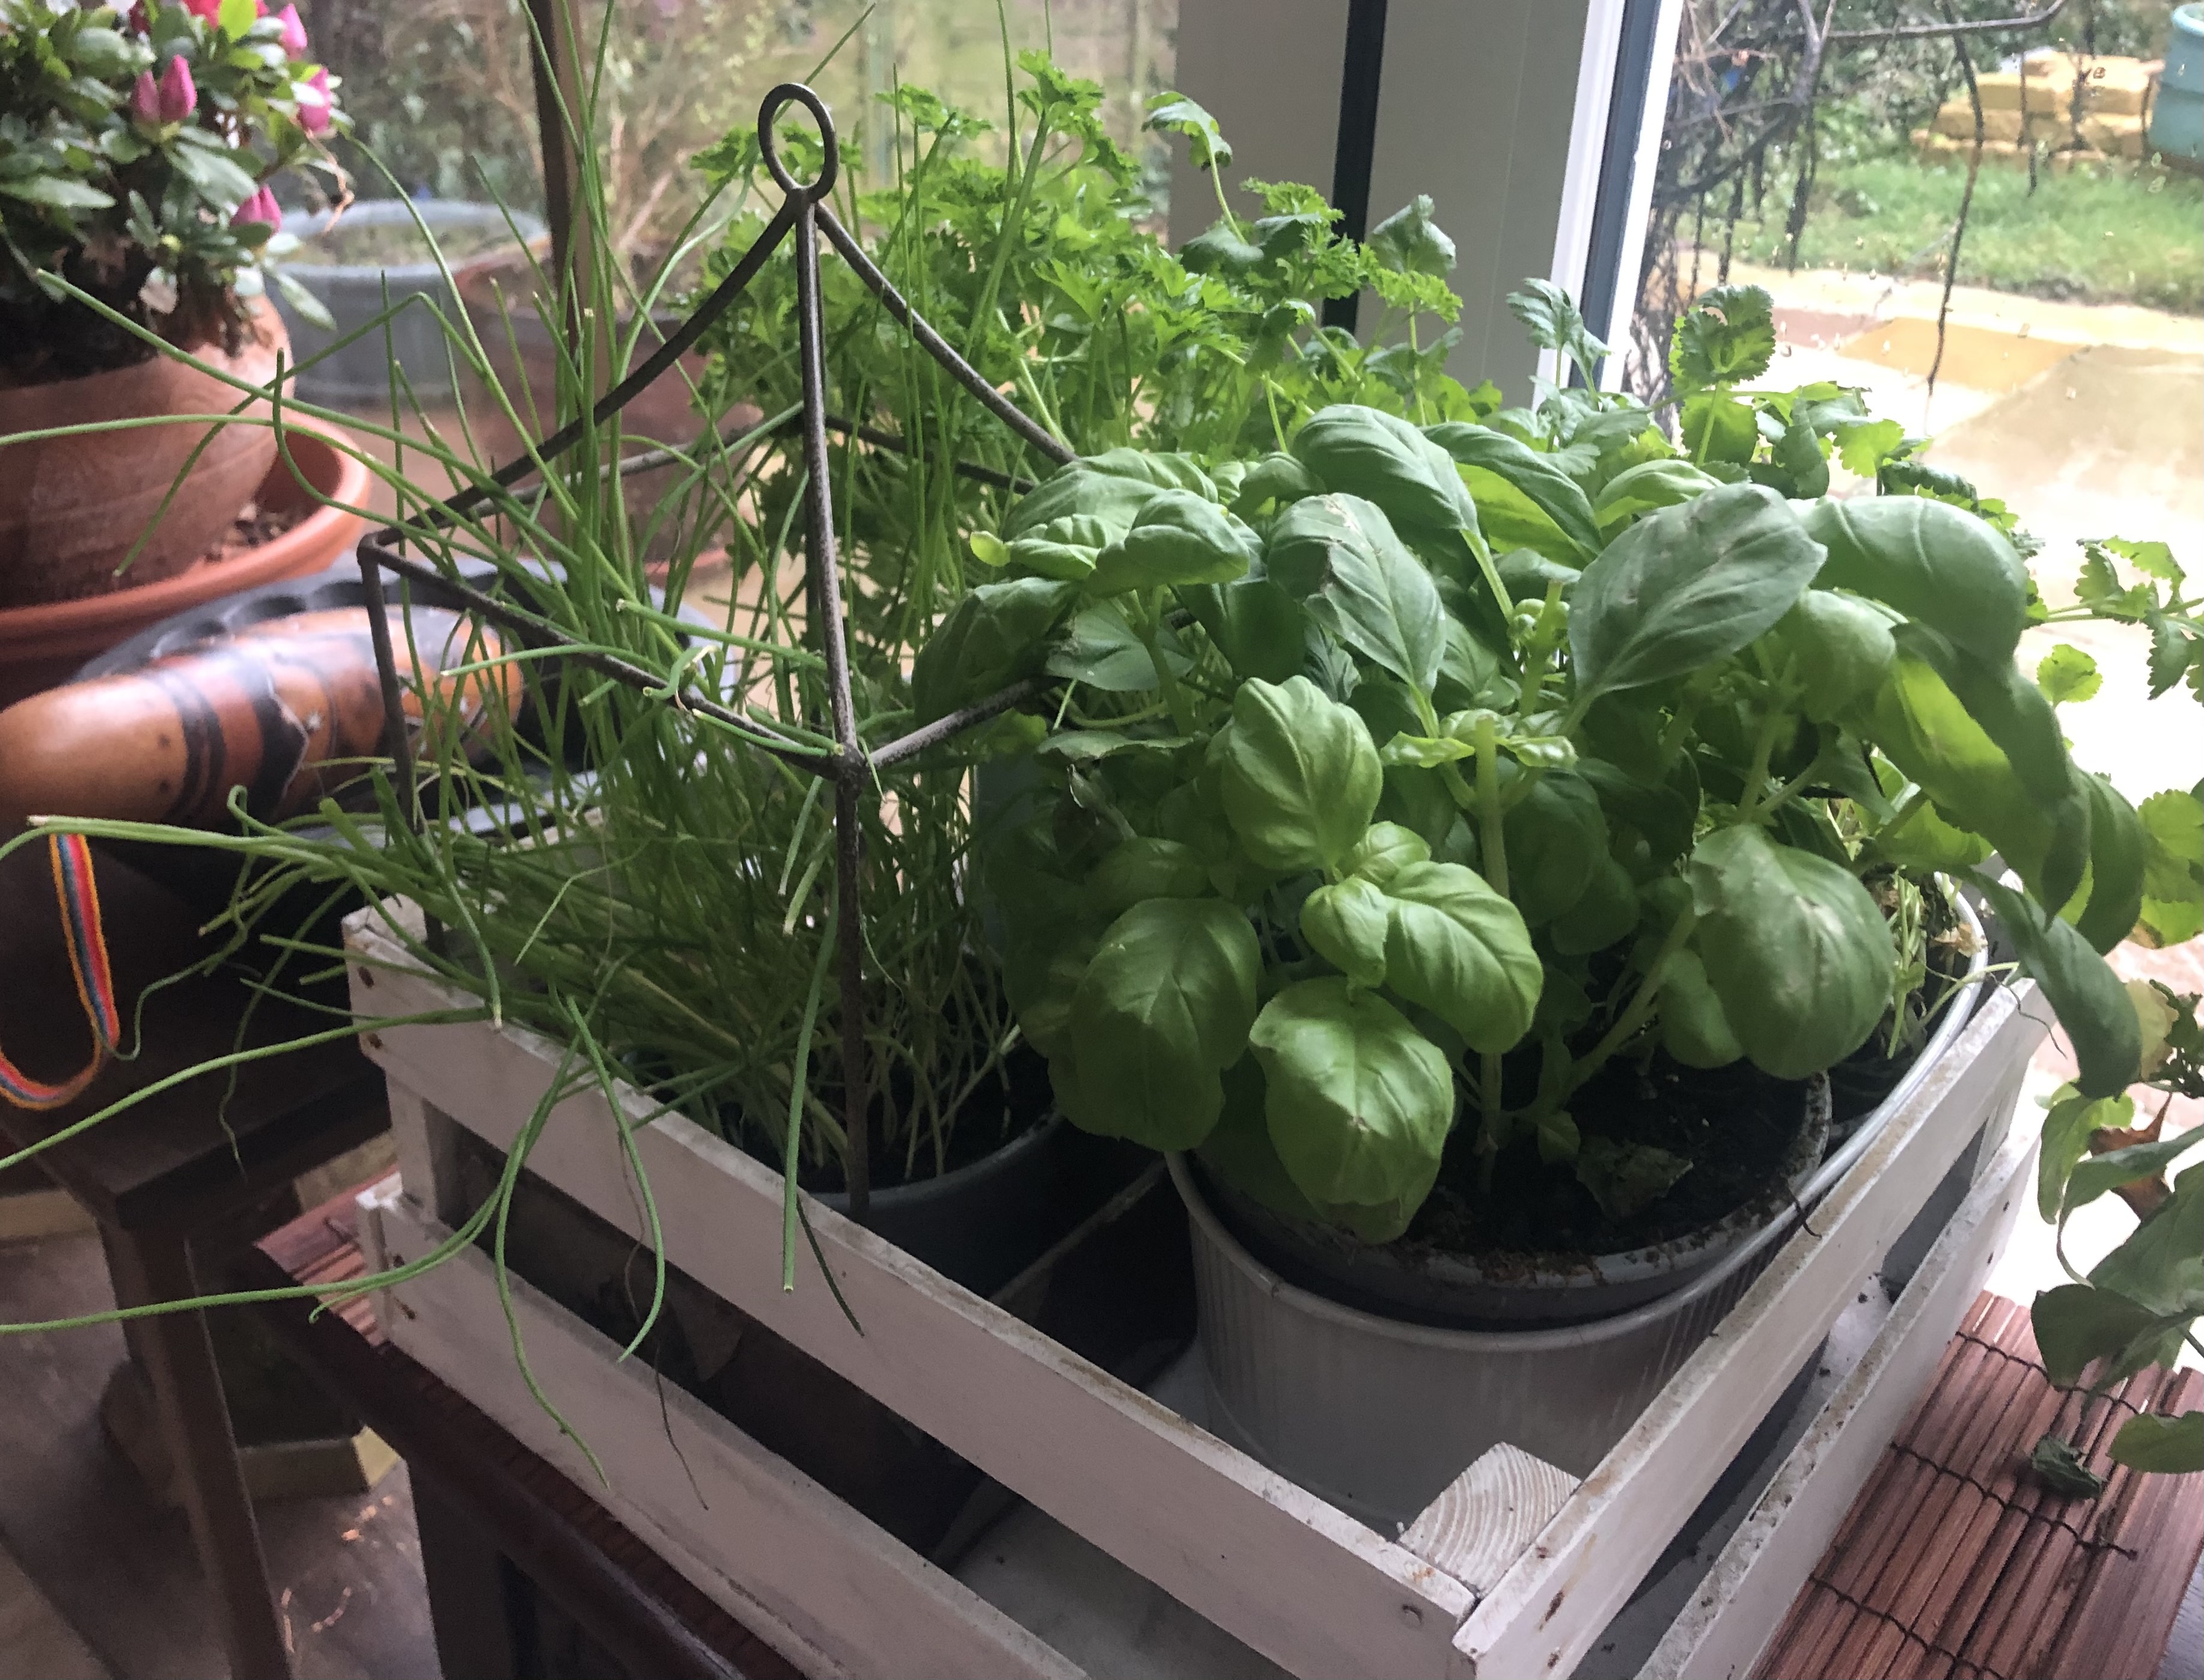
[1173,897,1989,1530]
[272,201,545,403]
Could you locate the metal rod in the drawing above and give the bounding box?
[868,676,1051,771]
[356,545,421,831]
[816,204,1077,470]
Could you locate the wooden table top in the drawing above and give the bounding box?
[0,838,383,1232]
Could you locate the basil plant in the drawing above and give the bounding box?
[917,287,2155,1244]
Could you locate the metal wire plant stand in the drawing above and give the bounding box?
[352,84,1073,1220]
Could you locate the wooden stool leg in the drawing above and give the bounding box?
[102,1226,292,1680]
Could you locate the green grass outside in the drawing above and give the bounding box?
[1720,154,2204,314]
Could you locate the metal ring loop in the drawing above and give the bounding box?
[757,82,838,202]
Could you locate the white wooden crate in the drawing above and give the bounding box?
[344,908,2042,1679]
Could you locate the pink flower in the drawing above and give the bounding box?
[273,4,307,55]
[156,54,197,123]
[231,186,281,231]
[182,0,222,20]
[130,69,161,125]
[296,66,332,135]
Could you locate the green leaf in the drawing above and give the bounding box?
[1367,195,1456,276]
[1549,852,1638,958]
[1576,1136,1693,1222]
[1212,677,1382,873]
[1592,458,1720,532]
[218,0,258,35]
[1342,822,1431,886]
[911,578,1076,724]
[2036,644,2102,707]
[1248,977,1454,1223]
[1177,574,1306,683]
[1569,483,1824,698]
[164,141,260,207]
[2138,789,2204,947]
[1504,770,1608,926]
[270,266,335,331]
[1974,876,2141,1099]
[2033,1283,2169,1387]
[1006,451,1210,548]
[1292,405,1477,539]
[1690,825,1894,1081]
[1057,898,1262,1150]
[2039,1087,2133,1222]
[2102,536,2184,586]
[1180,224,1266,277]
[2074,774,2144,955]
[1834,418,1908,479]
[2027,1435,2107,1500]
[1229,452,1325,518]
[2065,1128,2204,1217]
[1660,948,1745,1068]
[1144,93,1232,170]
[1378,860,1543,1052]
[2146,617,2202,700]
[2075,542,2158,623]
[2109,1411,2204,1474]
[1680,393,1760,465]
[1424,423,1602,562]
[0,174,115,210]
[1800,497,2030,666]
[1083,837,1211,921]
[1772,590,1897,725]
[1265,493,1444,691]
[1087,490,1257,594]
[1771,412,1830,499]
[1669,284,1776,391]
[1302,876,1393,988]
[1506,278,1608,377]
[2090,1165,2204,1319]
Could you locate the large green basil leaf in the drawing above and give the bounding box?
[1087,490,1259,594]
[1688,825,1894,1080]
[1569,483,1824,698]
[2074,773,2145,955]
[911,578,1078,724]
[1592,458,1720,533]
[1301,876,1393,988]
[1044,602,1190,692]
[1211,677,1382,873]
[1424,423,1602,563]
[2139,789,2204,946]
[1248,977,1455,1220]
[1974,876,2140,1099]
[1503,770,1609,925]
[1860,650,2058,897]
[1496,549,1582,606]
[1083,837,1211,921]
[1379,860,1542,1052]
[1799,496,2028,665]
[2110,1411,2204,1474]
[1577,754,1697,866]
[1004,458,1169,547]
[1229,451,1325,518]
[1771,590,1896,724]
[1177,573,1307,683]
[1659,948,1744,1068]
[1548,852,1638,957]
[1265,493,1445,692]
[1291,405,1477,538]
[1342,820,1433,885]
[1896,625,2090,911]
[1055,898,1262,1150]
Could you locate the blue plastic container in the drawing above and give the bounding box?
[2151,4,2204,165]
[271,201,545,403]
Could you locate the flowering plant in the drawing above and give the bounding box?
[0,0,347,379]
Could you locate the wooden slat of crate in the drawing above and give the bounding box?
[1748,1297,2204,1680]
[349,923,1474,1680]
[1452,983,2039,1680]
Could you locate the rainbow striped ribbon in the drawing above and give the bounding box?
[0,835,120,1111]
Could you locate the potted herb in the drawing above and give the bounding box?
[932,276,2158,1515]
[0,0,346,608]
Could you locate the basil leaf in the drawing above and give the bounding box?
[2074,772,2145,956]
[1177,573,1307,683]
[1689,825,1893,1080]
[1771,589,1896,724]
[1569,483,1824,698]
[1292,405,1477,538]
[1056,898,1262,1151]
[1379,860,1543,1053]
[1592,458,1720,532]
[911,577,1076,724]
[1088,489,1257,593]
[1503,769,1608,926]
[1548,852,1638,958]
[1659,948,1745,1068]
[1266,493,1444,692]
[1211,677,1382,873]
[1248,977,1454,1223]
[1424,423,1602,562]
[2138,789,2204,946]
[1342,821,1431,885]
[1301,876,1391,988]
[1084,837,1211,922]
[2110,1411,2204,1474]
[1045,602,1185,692]
[1799,496,2029,666]
[1974,876,2140,1099]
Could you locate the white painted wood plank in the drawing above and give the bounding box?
[1449,985,2043,1680]
[375,1194,1082,1680]
[1402,1446,1580,1598]
[1635,1123,2038,1680]
[346,924,1473,1680]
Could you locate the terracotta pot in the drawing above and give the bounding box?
[0,313,287,609]
[0,424,371,709]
